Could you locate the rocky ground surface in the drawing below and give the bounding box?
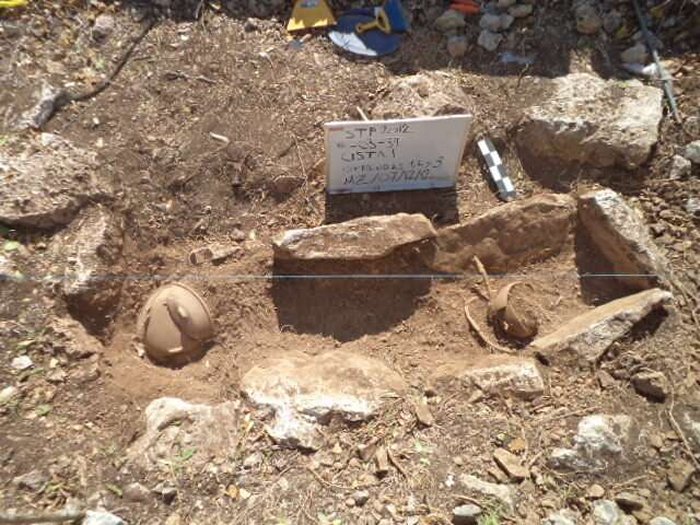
[0,1,699,524]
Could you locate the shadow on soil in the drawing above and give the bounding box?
[325,187,459,225]
[270,246,436,342]
[573,222,636,306]
[514,137,652,196]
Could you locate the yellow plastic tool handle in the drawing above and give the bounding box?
[356,9,391,34]
[0,0,28,7]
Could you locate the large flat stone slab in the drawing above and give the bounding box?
[242,350,406,420]
[529,288,672,365]
[579,189,670,290]
[46,206,123,315]
[0,134,110,229]
[516,73,662,169]
[128,397,241,472]
[241,350,407,449]
[371,72,474,120]
[430,355,545,400]
[430,193,575,273]
[273,213,436,262]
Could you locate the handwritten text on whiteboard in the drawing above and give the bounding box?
[324,115,472,194]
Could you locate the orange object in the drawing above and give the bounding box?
[450,2,480,14]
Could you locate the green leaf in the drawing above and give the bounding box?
[106,484,123,497]
[3,240,21,252]
[36,404,52,417]
[179,448,196,462]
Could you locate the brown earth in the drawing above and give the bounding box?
[1,1,699,525]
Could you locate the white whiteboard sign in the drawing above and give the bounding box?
[324,114,472,194]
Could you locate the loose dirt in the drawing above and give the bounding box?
[1,2,699,524]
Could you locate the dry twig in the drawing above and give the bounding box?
[472,256,493,300]
[667,385,700,469]
[387,448,409,480]
[306,467,354,491]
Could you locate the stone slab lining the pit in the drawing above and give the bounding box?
[429,354,545,400]
[46,206,123,321]
[578,189,671,291]
[429,193,576,273]
[528,288,673,366]
[272,213,437,262]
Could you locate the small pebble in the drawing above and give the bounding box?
[447,35,468,59]
[509,4,533,17]
[0,385,18,405]
[352,490,370,506]
[587,484,605,499]
[11,355,33,371]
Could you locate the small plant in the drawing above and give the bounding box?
[478,502,505,525]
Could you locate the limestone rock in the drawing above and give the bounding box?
[683,140,700,164]
[669,154,691,179]
[516,73,663,169]
[47,206,123,315]
[631,371,669,402]
[479,13,512,32]
[447,35,468,59]
[549,414,636,470]
[273,213,436,262]
[18,84,61,130]
[592,500,635,525]
[499,14,514,30]
[434,10,466,32]
[371,72,473,120]
[127,397,241,471]
[649,518,677,525]
[0,386,18,405]
[493,448,529,480]
[92,14,115,41]
[431,355,544,400]
[452,503,482,525]
[529,288,672,365]
[242,350,406,420]
[578,189,670,290]
[430,193,575,273]
[241,350,407,449]
[123,482,151,502]
[265,404,323,450]
[543,510,579,525]
[0,134,110,228]
[459,474,515,512]
[270,174,304,196]
[575,2,602,34]
[83,511,126,525]
[667,459,695,492]
[621,43,648,64]
[11,355,33,371]
[13,469,48,491]
[509,4,533,18]
[678,409,700,452]
[45,317,103,359]
[602,9,622,33]
[477,30,503,51]
[0,254,21,281]
[614,492,645,512]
